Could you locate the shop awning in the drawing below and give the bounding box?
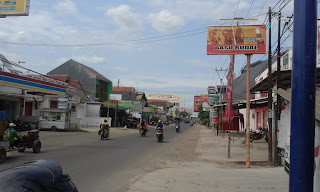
[250,68,320,93]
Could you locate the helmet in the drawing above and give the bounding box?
[104,119,108,122]
[158,120,162,123]
[9,123,15,128]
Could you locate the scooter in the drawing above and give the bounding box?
[175,124,180,133]
[250,127,268,142]
[99,127,109,140]
[156,128,163,142]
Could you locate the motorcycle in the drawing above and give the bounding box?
[175,124,180,133]
[191,122,194,126]
[165,121,169,126]
[250,127,268,142]
[156,128,163,143]
[98,127,109,140]
[140,128,148,137]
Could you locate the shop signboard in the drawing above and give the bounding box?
[58,97,68,109]
[207,25,266,55]
[118,101,131,109]
[143,107,154,113]
[110,94,122,101]
[147,93,181,101]
[0,0,30,17]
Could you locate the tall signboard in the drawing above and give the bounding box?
[207,25,266,55]
[0,0,30,17]
[193,95,208,112]
[207,86,219,105]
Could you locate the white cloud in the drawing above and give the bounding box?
[106,5,143,32]
[55,0,78,15]
[74,56,105,63]
[148,10,184,33]
[114,66,128,71]
[185,59,212,67]
[58,56,105,64]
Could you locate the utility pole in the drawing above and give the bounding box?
[216,68,227,136]
[114,79,119,127]
[267,7,273,167]
[245,54,251,168]
[290,0,316,191]
[275,11,281,167]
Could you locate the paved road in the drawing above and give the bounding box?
[0,123,191,192]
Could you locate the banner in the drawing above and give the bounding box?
[223,55,235,121]
[194,96,208,112]
[207,25,266,55]
[147,93,181,101]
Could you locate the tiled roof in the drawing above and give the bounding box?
[47,75,70,82]
[112,87,134,92]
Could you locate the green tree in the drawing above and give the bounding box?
[198,103,209,120]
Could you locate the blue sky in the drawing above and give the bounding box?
[0,0,301,108]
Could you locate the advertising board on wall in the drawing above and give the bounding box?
[207,25,266,55]
[0,0,30,16]
[147,94,181,101]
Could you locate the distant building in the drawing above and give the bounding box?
[47,59,113,127]
[47,59,112,102]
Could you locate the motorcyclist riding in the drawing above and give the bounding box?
[155,120,164,139]
[99,119,110,135]
[4,123,22,149]
[139,119,148,131]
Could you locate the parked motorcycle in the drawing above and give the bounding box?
[250,127,268,142]
[175,124,180,133]
[156,128,163,143]
[98,127,109,140]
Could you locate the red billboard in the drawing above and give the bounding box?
[207,25,266,55]
[194,96,208,112]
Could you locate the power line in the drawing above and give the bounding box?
[0,30,207,47]
[234,0,241,18]
[246,0,255,17]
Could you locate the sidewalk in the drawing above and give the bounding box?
[198,128,268,166]
[127,125,288,192]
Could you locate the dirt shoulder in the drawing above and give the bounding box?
[126,124,288,192]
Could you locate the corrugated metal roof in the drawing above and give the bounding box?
[68,59,111,82]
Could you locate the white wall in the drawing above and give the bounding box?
[86,103,100,117]
[239,108,255,131]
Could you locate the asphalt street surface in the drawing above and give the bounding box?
[0,123,191,192]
